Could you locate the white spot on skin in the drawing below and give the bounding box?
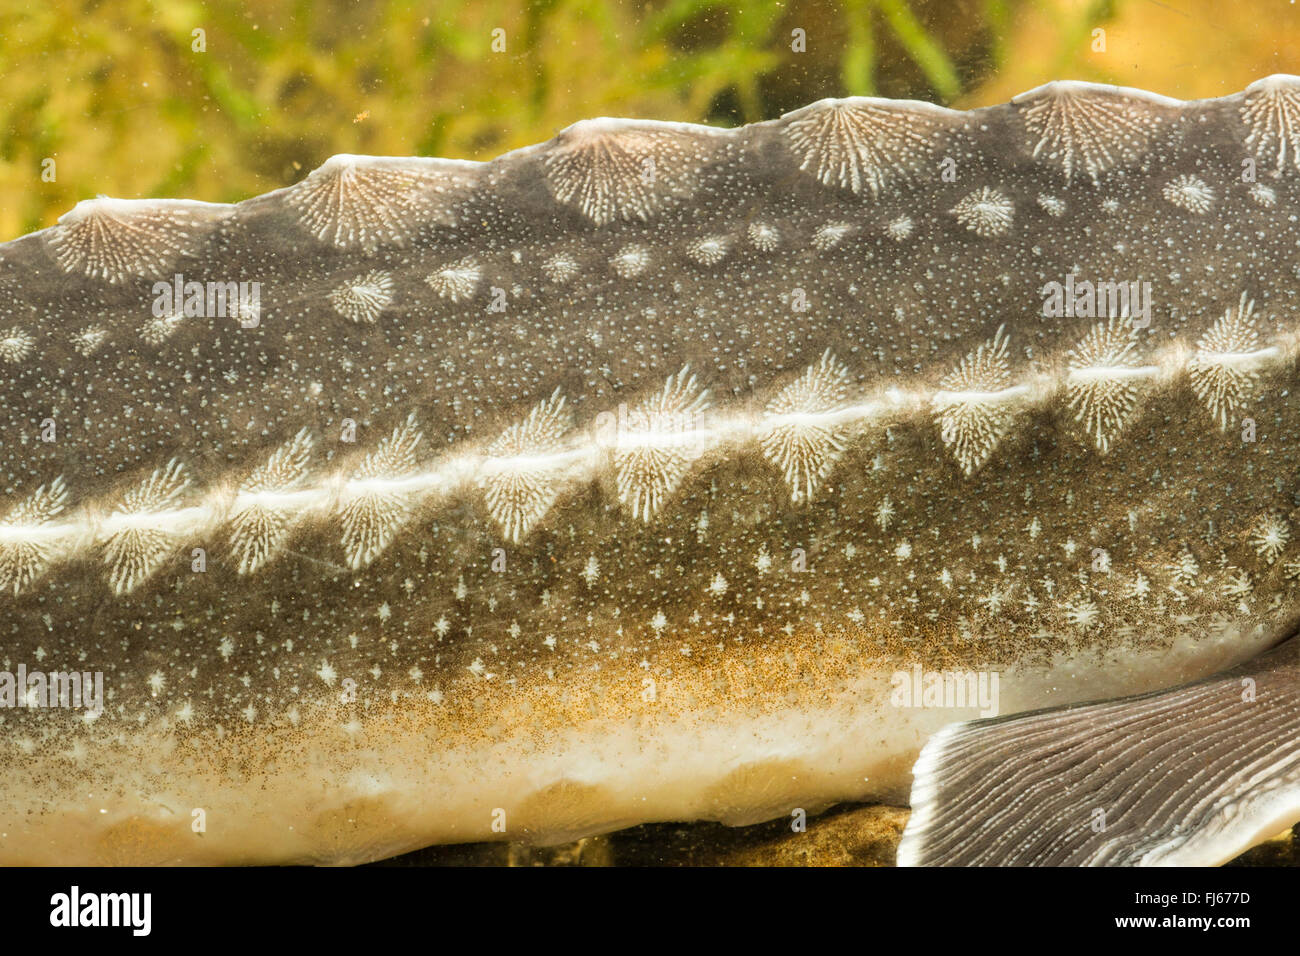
[1162,174,1215,214]
[811,221,854,251]
[885,215,913,241]
[1169,549,1200,588]
[951,187,1015,237]
[0,327,35,363]
[1062,599,1099,630]
[1249,182,1277,208]
[329,270,394,324]
[1036,194,1066,217]
[426,257,482,302]
[978,586,1008,615]
[748,222,780,251]
[1250,513,1290,565]
[542,252,581,283]
[687,235,731,265]
[71,324,109,356]
[610,243,651,278]
[140,309,186,346]
[1222,568,1253,599]
[875,496,895,531]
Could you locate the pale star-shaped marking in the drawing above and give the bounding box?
[978,587,1008,615]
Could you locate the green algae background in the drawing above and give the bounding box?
[2,0,1297,242]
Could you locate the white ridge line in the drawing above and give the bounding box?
[2,333,1297,559]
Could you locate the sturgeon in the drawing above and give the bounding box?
[2,77,1300,865]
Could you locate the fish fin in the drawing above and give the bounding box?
[897,637,1300,866]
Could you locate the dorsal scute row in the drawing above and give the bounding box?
[24,77,1300,282]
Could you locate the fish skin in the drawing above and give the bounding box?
[2,78,1300,864]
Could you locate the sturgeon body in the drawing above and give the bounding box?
[3,78,1300,865]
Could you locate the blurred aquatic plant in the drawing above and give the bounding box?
[0,0,1021,239]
